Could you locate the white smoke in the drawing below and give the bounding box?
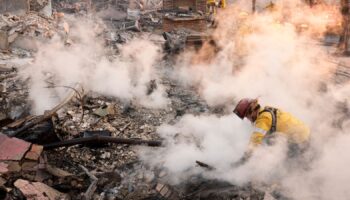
[139,0,350,199]
[140,114,253,183]
[20,17,169,114]
[17,1,350,199]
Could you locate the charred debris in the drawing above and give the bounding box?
[0,0,350,200]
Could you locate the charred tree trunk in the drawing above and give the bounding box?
[339,0,350,55]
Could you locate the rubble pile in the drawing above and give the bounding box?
[0,58,244,199]
[0,12,67,51]
[52,0,90,14]
[0,133,68,199]
[0,9,236,197]
[29,0,50,12]
[2,1,350,200]
[0,62,29,126]
[0,40,263,199]
[0,62,268,200]
[52,0,129,14]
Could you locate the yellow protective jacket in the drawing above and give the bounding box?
[249,107,310,149]
[207,0,226,8]
[219,0,226,8]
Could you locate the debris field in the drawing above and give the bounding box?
[1,0,350,200]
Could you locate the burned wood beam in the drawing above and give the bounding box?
[252,0,256,13]
[43,135,162,149]
[195,160,215,170]
[339,0,350,54]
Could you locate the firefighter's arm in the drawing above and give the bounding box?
[238,129,268,164]
[248,132,265,148]
[233,121,270,166]
[232,115,271,167]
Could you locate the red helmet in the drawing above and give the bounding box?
[233,98,256,119]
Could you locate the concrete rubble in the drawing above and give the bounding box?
[0,12,60,50]
[14,179,68,200]
[0,0,349,200]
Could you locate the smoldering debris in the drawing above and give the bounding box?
[1,0,350,199]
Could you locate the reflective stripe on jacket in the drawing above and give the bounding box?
[248,107,310,149]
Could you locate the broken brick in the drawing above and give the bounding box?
[25,144,43,161]
[0,134,31,161]
[0,162,8,174]
[14,179,68,200]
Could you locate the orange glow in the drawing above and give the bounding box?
[187,3,343,64]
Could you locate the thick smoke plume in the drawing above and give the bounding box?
[21,17,169,114]
[139,0,350,199]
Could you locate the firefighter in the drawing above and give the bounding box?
[233,98,310,158]
[207,0,226,15]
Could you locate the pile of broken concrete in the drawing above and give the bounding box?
[0,134,69,199]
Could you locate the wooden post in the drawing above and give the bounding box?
[339,0,350,54]
[252,0,256,13]
[85,0,92,13]
[309,0,313,7]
